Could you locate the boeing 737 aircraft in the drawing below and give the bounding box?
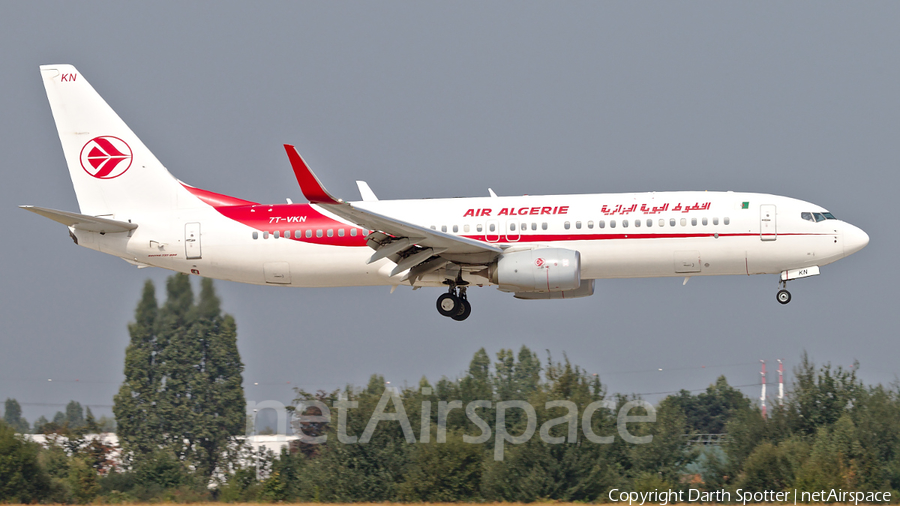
[23,65,869,321]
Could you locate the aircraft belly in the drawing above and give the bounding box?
[576,237,751,279]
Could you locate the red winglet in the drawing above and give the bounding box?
[283,144,341,204]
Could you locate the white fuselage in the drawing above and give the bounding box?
[70,190,867,289]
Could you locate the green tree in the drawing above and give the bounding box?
[66,400,85,429]
[114,280,163,459]
[32,415,49,434]
[789,352,862,437]
[671,376,752,434]
[3,398,29,433]
[114,274,246,481]
[0,420,49,502]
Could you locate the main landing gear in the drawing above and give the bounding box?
[776,280,792,305]
[436,286,472,321]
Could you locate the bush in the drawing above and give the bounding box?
[0,420,50,502]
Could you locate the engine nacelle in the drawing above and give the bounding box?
[514,279,594,300]
[489,248,581,293]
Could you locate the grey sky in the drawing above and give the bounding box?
[2,2,897,425]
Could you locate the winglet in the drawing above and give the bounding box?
[283,144,342,204]
[356,181,379,201]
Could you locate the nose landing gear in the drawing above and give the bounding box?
[436,285,472,321]
[776,280,791,305]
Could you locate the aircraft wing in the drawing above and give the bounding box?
[284,145,502,280]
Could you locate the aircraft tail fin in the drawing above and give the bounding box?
[40,65,196,217]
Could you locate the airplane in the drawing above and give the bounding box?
[22,65,869,321]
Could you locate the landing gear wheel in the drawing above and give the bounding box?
[776,289,792,305]
[451,299,472,321]
[436,293,461,317]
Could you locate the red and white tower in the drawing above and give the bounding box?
[760,360,767,418]
[778,359,784,406]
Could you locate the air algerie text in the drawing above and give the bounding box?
[463,206,569,217]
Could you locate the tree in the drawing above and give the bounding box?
[114,274,246,481]
[66,400,85,429]
[0,420,49,502]
[789,352,862,437]
[114,280,162,459]
[3,398,29,433]
[671,376,752,434]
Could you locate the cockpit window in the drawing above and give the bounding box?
[803,211,837,222]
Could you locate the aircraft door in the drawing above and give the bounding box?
[485,219,499,242]
[185,222,202,259]
[760,204,776,241]
[505,220,521,242]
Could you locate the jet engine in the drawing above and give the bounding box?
[488,248,581,293]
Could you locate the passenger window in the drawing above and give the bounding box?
[453,225,459,233]
[599,220,605,229]
[680,218,686,226]
[252,231,259,239]
[327,229,333,237]
[477,224,483,232]
[713,217,719,225]
[263,232,269,239]
[576,221,582,229]
[541,222,548,230]
[691,218,697,226]
[702,217,708,226]
[564,221,571,230]
[316,229,323,238]
[351,228,357,237]
[274,231,280,239]
[306,229,312,238]
[724,217,730,225]
[464,224,470,233]
[670,218,676,227]
[430,225,436,230]
[489,223,496,232]
[441,225,447,233]
[659,219,664,227]
[634,219,640,228]
[531,222,537,231]
[510,223,517,231]
[587,220,594,229]
[338,228,345,237]
[521,222,526,231]
[610,220,617,228]
[622,220,629,228]
[647,219,653,227]
[294,230,301,239]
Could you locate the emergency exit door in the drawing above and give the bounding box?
[185,223,202,259]
[760,205,776,241]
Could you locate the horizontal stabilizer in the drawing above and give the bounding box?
[19,205,137,234]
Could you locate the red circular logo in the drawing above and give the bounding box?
[534,257,545,267]
[79,136,133,179]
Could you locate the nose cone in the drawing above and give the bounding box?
[843,224,869,257]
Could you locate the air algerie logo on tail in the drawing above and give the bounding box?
[79,136,133,179]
